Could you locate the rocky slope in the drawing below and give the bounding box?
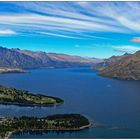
[92,53,129,70]
[0,46,99,69]
[99,51,140,80]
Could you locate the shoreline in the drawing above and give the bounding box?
[0,101,63,107]
[5,131,13,139]
[7,122,92,139]
[0,68,28,74]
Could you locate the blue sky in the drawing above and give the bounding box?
[0,2,140,58]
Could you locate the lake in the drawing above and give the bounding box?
[0,67,140,138]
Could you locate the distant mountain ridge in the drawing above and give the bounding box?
[0,46,99,69]
[92,53,130,71]
[99,51,140,80]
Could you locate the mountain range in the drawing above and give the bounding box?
[0,46,100,69]
[96,51,140,80]
[92,53,130,71]
[1,46,140,80]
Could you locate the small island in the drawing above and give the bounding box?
[0,114,91,139]
[0,85,64,106]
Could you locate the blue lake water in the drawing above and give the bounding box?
[0,67,140,138]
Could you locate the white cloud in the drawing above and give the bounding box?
[0,14,120,32]
[38,32,83,39]
[1,2,140,38]
[131,37,140,43]
[0,13,118,39]
[79,2,140,33]
[0,29,16,35]
[113,45,140,53]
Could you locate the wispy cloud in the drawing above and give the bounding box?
[131,37,140,43]
[39,32,83,39]
[0,29,16,35]
[113,45,140,53]
[0,2,140,39]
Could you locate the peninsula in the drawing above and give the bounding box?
[0,85,64,106]
[0,67,27,74]
[0,114,91,139]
